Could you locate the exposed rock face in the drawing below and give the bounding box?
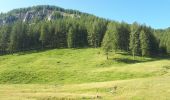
[0,5,82,26]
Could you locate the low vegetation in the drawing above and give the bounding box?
[0,5,170,100]
[0,48,170,99]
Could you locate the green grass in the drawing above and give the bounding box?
[0,48,170,99]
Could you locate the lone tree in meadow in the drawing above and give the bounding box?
[102,22,119,60]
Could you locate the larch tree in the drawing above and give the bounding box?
[102,22,119,60]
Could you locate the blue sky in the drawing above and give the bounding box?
[0,0,170,29]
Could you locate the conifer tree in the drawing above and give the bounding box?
[102,22,119,59]
[129,22,140,59]
[140,30,150,56]
[39,23,49,49]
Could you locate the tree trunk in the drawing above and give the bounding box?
[106,52,109,60]
[133,52,135,60]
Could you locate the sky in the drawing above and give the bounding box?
[0,0,170,29]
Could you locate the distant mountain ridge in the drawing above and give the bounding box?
[0,5,88,25]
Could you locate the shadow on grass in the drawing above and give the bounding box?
[18,48,90,56]
[113,58,144,64]
[112,52,170,64]
[0,47,68,56]
[0,47,91,56]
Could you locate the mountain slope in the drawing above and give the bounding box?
[0,48,170,99]
[0,5,87,25]
[0,48,169,84]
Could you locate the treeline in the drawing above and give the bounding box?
[0,16,108,54]
[154,28,170,54]
[102,22,160,59]
[0,15,170,57]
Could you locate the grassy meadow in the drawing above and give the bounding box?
[0,48,170,100]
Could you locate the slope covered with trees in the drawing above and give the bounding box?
[0,5,170,58]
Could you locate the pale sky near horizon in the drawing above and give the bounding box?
[0,0,170,29]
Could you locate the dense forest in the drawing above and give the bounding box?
[0,5,170,58]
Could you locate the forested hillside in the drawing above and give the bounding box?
[0,5,86,25]
[0,5,170,57]
[0,5,170,100]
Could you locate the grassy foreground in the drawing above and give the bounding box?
[0,48,170,99]
[0,76,170,100]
